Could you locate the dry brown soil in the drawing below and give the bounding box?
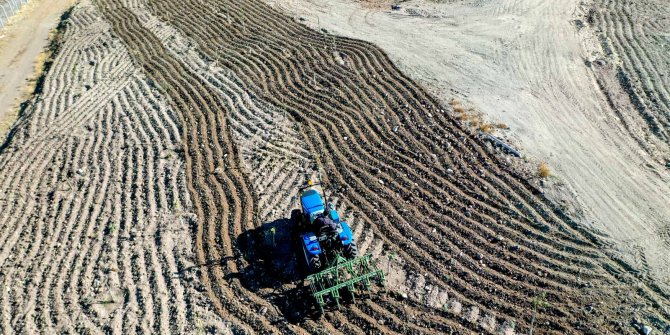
[0,0,668,334]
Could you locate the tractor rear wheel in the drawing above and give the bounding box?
[343,242,358,259]
[303,244,322,273]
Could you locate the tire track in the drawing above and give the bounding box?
[592,0,670,144]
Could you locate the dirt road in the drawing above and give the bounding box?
[0,0,76,138]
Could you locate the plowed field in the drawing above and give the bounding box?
[0,0,668,334]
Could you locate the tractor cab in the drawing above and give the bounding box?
[300,188,325,224]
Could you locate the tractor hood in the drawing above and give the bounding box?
[301,189,325,216]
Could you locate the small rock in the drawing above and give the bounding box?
[640,325,652,335]
[479,314,497,332]
[377,319,385,325]
[393,126,399,132]
[259,306,268,315]
[463,306,479,323]
[447,168,454,174]
[447,300,462,315]
[379,179,384,185]
[498,321,516,335]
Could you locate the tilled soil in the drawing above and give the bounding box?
[0,0,668,334]
[265,0,670,289]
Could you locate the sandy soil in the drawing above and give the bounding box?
[0,0,76,139]
[266,0,670,288]
[1,0,669,333]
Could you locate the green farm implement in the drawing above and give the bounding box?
[306,254,385,312]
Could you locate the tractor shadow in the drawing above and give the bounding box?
[235,217,322,322]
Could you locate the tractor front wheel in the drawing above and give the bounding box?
[292,209,310,233]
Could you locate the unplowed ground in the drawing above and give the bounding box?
[0,0,668,334]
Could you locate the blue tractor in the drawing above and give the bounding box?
[293,181,358,273]
[290,181,385,312]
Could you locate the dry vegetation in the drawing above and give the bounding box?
[538,162,550,178]
[451,98,504,133]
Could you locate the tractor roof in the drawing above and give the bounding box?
[302,189,324,213]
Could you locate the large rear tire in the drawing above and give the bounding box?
[343,242,358,259]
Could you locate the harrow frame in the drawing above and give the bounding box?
[305,254,385,312]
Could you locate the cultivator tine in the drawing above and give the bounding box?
[306,254,385,312]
